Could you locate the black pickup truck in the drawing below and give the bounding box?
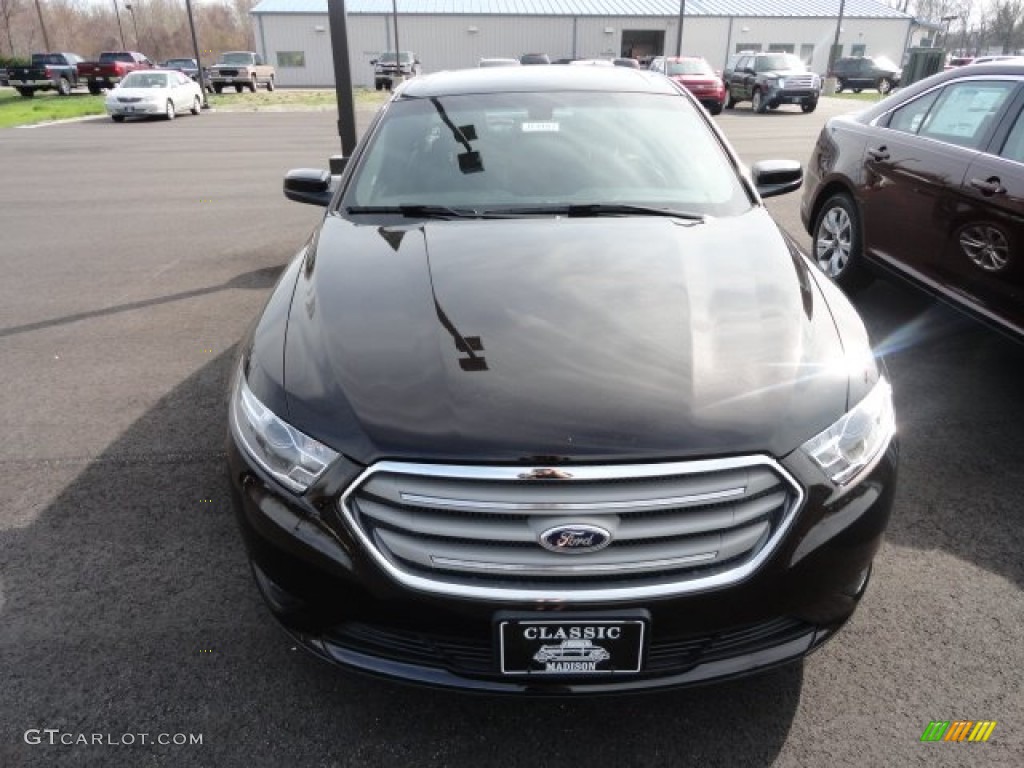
[7,52,84,97]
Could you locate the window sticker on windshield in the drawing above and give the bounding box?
[522,122,560,132]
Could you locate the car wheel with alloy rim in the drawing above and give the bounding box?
[812,193,872,292]
[165,100,175,120]
[191,96,201,115]
[752,89,767,114]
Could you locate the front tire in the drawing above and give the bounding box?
[57,77,71,96]
[801,100,818,113]
[16,87,34,98]
[266,75,275,92]
[213,84,223,94]
[88,83,101,95]
[249,76,257,93]
[234,84,243,93]
[877,77,893,95]
[812,193,872,292]
[165,100,176,120]
[709,101,723,116]
[191,96,201,115]
[752,88,768,114]
[723,87,735,109]
[111,115,125,123]
[835,78,846,93]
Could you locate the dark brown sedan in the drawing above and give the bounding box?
[801,64,1024,339]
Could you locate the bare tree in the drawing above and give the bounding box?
[0,0,24,57]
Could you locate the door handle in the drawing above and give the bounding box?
[866,147,890,161]
[969,177,1007,196]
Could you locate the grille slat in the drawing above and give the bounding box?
[340,458,802,601]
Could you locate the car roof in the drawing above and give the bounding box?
[398,66,679,98]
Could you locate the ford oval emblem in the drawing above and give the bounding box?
[539,524,612,555]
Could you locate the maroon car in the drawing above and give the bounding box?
[649,56,725,115]
[801,63,1024,340]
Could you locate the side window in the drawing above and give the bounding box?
[999,107,1024,164]
[918,81,1016,149]
[887,89,944,135]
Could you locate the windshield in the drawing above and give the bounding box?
[122,72,169,88]
[667,59,714,76]
[755,54,806,72]
[378,52,413,64]
[165,59,195,68]
[344,91,750,217]
[100,52,133,63]
[220,53,253,65]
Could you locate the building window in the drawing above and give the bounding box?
[737,42,762,52]
[851,44,866,57]
[800,44,815,64]
[768,44,795,53]
[277,51,306,68]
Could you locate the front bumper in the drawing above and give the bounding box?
[765,87,818,105]
[227,431,897,694]
[106,101,165,116]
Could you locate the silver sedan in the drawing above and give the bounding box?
[105,70,203,122]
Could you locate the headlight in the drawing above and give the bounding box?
[801,377,895,485]
[231,371,338,493]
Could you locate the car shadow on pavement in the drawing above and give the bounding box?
[0,346,801,768]
[852,279,1024,590]
[0,266,282,340]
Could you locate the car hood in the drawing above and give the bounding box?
[280,208,855,465]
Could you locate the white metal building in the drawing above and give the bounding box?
[250,0,933,88]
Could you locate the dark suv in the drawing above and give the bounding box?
[831,56,901,94]
[725,52,821,113]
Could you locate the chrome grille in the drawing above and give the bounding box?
[340,458,803,602]
[782,74,816,89]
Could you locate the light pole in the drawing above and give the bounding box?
[184,0,209,108]
[940,14,958,52]
[829,0,846,74]
[674,0,686,57]
[112,0,126,49]
[124,2,140,50]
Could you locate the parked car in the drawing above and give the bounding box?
[971,55,1024,65]
[207,51,275,93]
[724,51,821,113]
[649,55,726,114]
[77,51,153,94]
[612,57,641,69]
[162,57,200,81]
[519,52,551,65]
[478,58,520,68]
[830,56,901,94]
[7,52,83,97]
[802,63,1024,340]
[371,51,419,91]
[104,69,204,122]
[227,66,897,694]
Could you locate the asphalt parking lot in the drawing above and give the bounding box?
[0,96,1021,767]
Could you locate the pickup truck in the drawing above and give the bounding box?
[7,52,84,97]
[77,51,154,94]
[371,51,421,91]
[206,51,275,93]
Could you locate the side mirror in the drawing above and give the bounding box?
[284,168,333,207]
[751,159,802,199]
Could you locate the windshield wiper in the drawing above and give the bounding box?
[345,204,485,219]
[483,203,706,222]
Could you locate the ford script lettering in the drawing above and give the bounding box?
[539,524,612,554]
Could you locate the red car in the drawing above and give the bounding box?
[649,56,725,115]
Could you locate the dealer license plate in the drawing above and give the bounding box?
[499,617,645,676]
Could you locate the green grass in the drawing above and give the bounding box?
[0,90,106,128]
[0,86,387,128]
[830,91,890,102]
